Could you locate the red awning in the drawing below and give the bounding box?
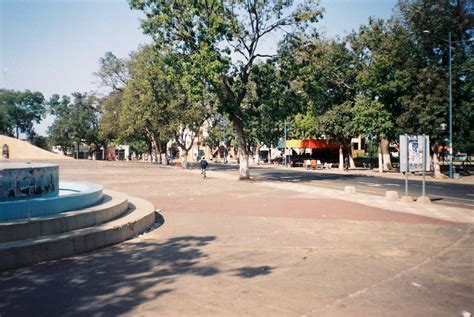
[301,139,340,150]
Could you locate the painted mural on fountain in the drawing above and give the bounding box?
[0,165,59,201]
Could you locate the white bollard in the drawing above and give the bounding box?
[385,191,399,201]
[416,196,432,204]
[344,186,356,194]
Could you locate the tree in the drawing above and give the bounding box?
[130,0,323,179]
[244,58,305,162]
[0,99,14,136]
[348,18,414,171]
[48,93,101,158]
[47,95,74,154]
[120,48,173,164]
[397,0,474,176]
[291,37,358,116]
[352,97,395,173]
[0,89,45,139]
[95,52,130,92]
[344,4,472,174]
[283,36,359,168]
[317,101,358,169]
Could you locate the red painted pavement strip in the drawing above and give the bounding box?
[153,196,455,225]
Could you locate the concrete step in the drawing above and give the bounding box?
[0,195,156,271]
[0,190,129,243]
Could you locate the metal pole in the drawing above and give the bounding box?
[422,135,426,197]
[284,120,287,167]
[448,32,453,179]
[405,134,408,197]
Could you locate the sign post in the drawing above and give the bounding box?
[422,134,426,197]
[400,134,410,197]
[399,134,430,201]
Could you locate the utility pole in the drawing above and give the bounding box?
[448,32,453,178]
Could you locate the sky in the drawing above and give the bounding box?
[0,0,398,135]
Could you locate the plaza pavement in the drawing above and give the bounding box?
[0,160,472,316]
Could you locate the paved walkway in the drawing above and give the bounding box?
[0,161,472,316]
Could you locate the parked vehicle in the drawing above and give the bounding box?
[454,153,468,161]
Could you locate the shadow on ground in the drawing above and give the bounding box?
[0,235,214,316]
[0,227,274,316]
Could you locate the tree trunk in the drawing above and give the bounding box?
[181,150,188,168]
[347,144,356,168]
[230,114,250,180]
[255,143,261,165]
[433,152,441,178]
[150,135,160,164]
[338,145,344,170]
[378,143,383,173]
[381,138,392,170]
[102,142,107,160]
[157,141,168,165]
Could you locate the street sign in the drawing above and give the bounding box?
[400,135,430,173]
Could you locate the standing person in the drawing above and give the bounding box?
[344,156,349,171]
[200,156,208,178]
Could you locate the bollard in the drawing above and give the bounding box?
[400,196,414,203]
[385,191,399,201]
[344,186,356,194]
[416,196,432,204]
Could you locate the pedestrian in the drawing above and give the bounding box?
[200,156,208,178]
[344,156,349,171]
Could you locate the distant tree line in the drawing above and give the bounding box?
[1,0,472,178]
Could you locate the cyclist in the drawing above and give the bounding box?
[199,156,208,178]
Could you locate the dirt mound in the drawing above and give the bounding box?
[0,134,71,160]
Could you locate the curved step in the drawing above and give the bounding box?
[0,195,157,271]
[0,190,129,243]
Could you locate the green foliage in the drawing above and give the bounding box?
[130,0,323,172]
[98,90,123,143]
[95,52,130,92]
[29,133,50,151]
[398,0,473,146]
[352,97,394,140]
[95,0,472,165]
[202,114,234,147]
[290,37,358,116]
[119,45,216,155]
[0,89,45,139]
[292,112,318,139]
[48,93,101,154]
[317,101,357,144]
[246,59,305,146]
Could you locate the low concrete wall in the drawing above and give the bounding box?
[0,191,128,243]
[0,195,156,271]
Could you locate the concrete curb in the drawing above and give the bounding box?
[260,181,474,224]
[0,195,156,271]
[0,190,129,243]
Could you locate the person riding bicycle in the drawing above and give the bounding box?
[200,156,208,178]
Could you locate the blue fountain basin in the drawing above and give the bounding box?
[0,181,103,222]
[0,163,59,201]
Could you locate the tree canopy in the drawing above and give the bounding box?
[0,89,45,139]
